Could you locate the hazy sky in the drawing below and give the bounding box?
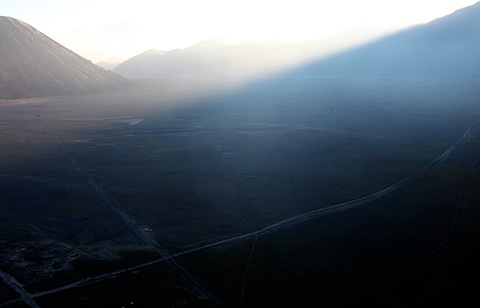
[3,0,478,63]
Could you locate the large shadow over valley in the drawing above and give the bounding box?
[1,75,480,307]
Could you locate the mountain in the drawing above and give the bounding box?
[0,16,130,99]
[113,36,369,80]
[113,39,288,79]
[288,2,480,77]
[113,3,480,81]
[96,61,119,71]
[113,49,168,78]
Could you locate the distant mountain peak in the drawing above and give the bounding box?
[146,49,166,54]
[96,61,118,71]
[0,16,130,99]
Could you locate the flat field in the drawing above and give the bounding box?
[1,76,480,307]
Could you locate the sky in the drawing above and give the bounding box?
[2,0,478,64]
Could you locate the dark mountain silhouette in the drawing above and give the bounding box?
[0,16,130,99]
[288,2,480,77]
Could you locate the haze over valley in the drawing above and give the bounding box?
[1,2,480,307]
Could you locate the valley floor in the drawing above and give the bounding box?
[1,76,480,307]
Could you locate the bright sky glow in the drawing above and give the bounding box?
[2,0,478,63]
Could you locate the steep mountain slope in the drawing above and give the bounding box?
[0,16,130,99]
[288,2,480,77]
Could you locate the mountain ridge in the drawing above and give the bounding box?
[113,37,369,80]
[114,2,480,80]
[0,16,130,99]
[286,2,480,77]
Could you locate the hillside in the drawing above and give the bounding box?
[0,16,130,99]
[288,2,480,77]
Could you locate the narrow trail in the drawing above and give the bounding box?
[0,271,39,308]
[374,133,480,303]
[194,135,260,229]
[55,136,221,305]
[417,152,480,267]
[240,234,258,305]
